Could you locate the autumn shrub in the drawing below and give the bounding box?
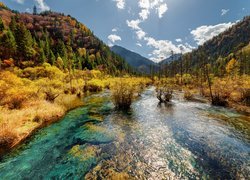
[56,95,83,111]
[184,91,194,100]
[83,79,104,93]
[182,74,193,85]
[0,123,17,152]
[0,71,38,109]
[111,80,136,110]
[21,63,65,80]
[240,88,250,106]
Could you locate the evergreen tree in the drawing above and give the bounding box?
[55,40,67,58]
[15,23,35,61]
[0,17,4,32]
[48,50,56,65]
[9,16,17,32]
[44,37,50,58]
[38,49,46,64]
[33,5,37,15]
[0,29,16,59]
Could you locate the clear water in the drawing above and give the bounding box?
[0,88,249,179]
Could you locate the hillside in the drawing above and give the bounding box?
[111,45,158,74]
[164,16,250,76]
[0,4,132,75]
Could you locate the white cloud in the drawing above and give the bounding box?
[126,19,141,30]
[112,28,118,32]
[25,8,31,13]
[221,9,229,16]
[113,0,125,9]
[136,43,142,47]
[139,9,150,20]
[144,36,194,62]
[157,3,168,18]
[108,34,122,43]
[175,38,182,43]
[137,0,168,21]
[35,0,50,12]
[125,0,185,62]
[136,30,146,40]
[15,0,25,4]
[191,22,235,45]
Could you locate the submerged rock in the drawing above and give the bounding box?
[74,123,114,144]
[47,144,102,179]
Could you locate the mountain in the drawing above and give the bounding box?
[111,45,158,73]
[165,16,250,76]
[159,54,182,65]
[0,4,132,75]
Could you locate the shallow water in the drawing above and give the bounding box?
[0,88,249,179]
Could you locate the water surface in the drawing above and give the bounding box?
[0,88,249,179]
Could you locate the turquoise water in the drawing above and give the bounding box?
[0,88,249,179]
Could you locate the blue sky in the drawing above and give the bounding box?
[2,0,250,62]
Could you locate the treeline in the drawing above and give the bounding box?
[0,6,133,75]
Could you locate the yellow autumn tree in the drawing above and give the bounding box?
[78,48,86,58]
[226,58,240,77]
[0,2,6,8]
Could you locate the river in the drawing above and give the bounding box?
[0,87,249,179]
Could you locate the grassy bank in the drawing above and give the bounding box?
[0,64,152,155]
[154,75,250,114]
[0,64,86,155]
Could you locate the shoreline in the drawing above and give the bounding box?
[0,98,84,158]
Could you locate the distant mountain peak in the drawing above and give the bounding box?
[159,54,182,65]
[111,45,158,74]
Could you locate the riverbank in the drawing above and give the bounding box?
[156,76,250,115]
[0,65,151,157]
[0,95,83,157]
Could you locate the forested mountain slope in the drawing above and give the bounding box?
[111,45,158,74]
[165,16,250,76]
[0,3,132,75]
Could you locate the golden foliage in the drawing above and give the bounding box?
[226,58,240,76]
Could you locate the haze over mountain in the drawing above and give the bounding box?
[111,45,157,73]
[159,54,182,65]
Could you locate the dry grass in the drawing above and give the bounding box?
[184,90,194,100]
[0,65,86,153]
[111,80,136,110]
[0,66,152,153]
[0,96,83,153]
[110,78,151,110]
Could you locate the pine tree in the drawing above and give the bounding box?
[15,23,35,61]
[0,17,4,32]
[48,50,56,65]
[33,5,37,15]
[56,40,67,58]
[9,16,17,32]
[44,37,50,59]
[0,29,16,59]
[39,49,46,64]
